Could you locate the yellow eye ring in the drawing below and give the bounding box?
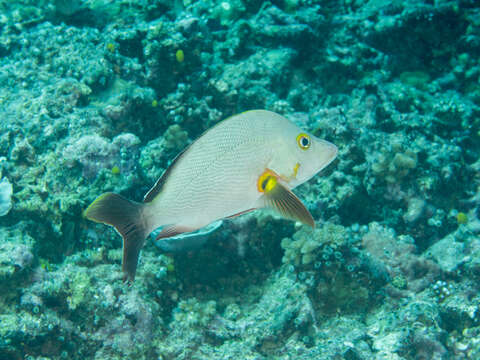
[296,133,311,150]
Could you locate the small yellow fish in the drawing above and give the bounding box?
[84,110,337,281]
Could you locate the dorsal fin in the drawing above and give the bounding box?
[143,145,190,203]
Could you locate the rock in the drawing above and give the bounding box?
[427,234,466,272]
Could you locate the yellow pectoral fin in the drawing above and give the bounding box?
[260,174,315,228]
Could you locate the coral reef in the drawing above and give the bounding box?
[0,0,479,359]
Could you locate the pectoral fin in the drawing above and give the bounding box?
[260,175,315,228]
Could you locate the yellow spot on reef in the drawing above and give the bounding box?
[457,212,468,225]
[176,49,184,63]
[106,43,115,53]
[111,165,121,175]
[152,99,158,107]
[166,263,175,272]
[40,258,52,272]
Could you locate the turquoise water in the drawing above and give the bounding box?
[0,0,479,359]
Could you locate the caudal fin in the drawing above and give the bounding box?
[83,192,147,282]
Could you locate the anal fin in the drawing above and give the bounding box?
[156,224,197,240]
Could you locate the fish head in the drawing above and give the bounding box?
[294,133,337,185]
[271,120,338,189]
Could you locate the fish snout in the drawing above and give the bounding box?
[316,139,338,170]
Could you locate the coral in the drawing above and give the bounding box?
[0,224,35,293]
[163,124,188,152]
[399,71,431,89]
[66,268,91,310]
[281,222,348,266]
[62,133,140,180]
[212,0,246,25]
[432,91,474,129]
[368,138,418,185]
[138,124,188,184]
[173,298,217,328]
[10,248,175,359]
[432,280,453,302]
[0,242,33,281]
[426,230,467,272]
[0,0,479,359]
[0,177,13,216]
[362,222,441,293]
[54,0,83,17]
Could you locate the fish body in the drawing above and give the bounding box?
[84,110,337,281]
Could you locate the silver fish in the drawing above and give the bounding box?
[84,110,337,281]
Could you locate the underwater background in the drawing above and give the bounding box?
[0,0,479,359]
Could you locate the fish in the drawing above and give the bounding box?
[83,110,337,282]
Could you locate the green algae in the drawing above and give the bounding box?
[399,71,431,89]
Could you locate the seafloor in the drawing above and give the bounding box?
[0,0,479,359]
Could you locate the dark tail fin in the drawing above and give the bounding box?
[83,192,147,283]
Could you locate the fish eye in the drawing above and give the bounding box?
[296,133,311,150]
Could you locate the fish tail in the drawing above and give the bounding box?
[83,192,147,283]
